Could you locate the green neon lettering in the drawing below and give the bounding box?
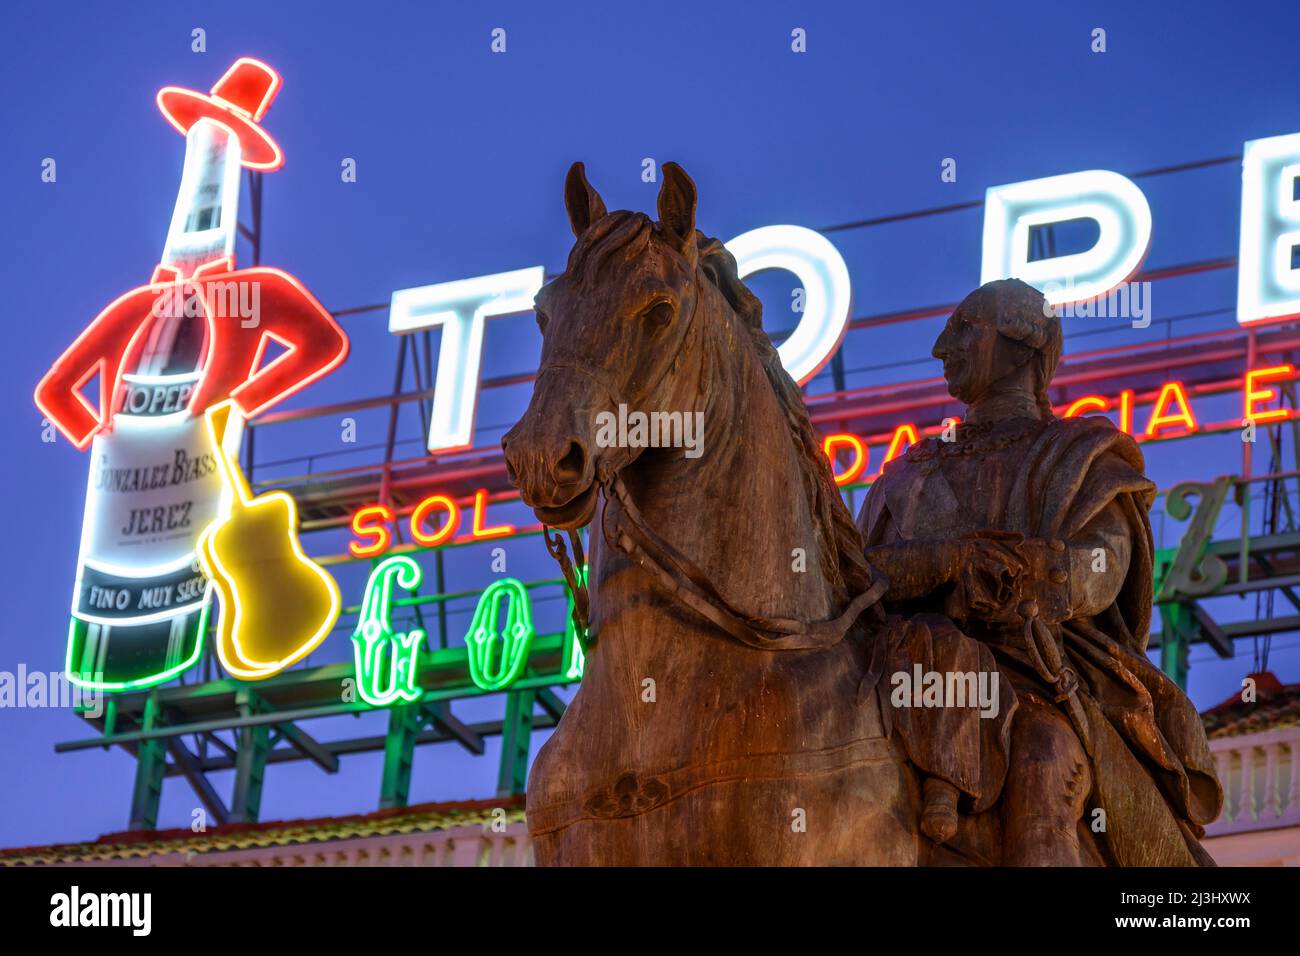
[562,564,587,680]
[351,556,425,707]
[466,578,535,691]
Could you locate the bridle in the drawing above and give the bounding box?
[539,260,889,655]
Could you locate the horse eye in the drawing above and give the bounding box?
[643,301,674,330]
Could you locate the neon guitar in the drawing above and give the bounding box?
[197,401,341,680]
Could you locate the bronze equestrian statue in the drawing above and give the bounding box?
[503,161,1222,865]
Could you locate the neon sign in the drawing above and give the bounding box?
[345,367,1296,560]
[197,402,342,681]
[465,578,536,691]
[38,58,349,691]
[981,169,1152,305]
[347,559,582,703]
[389,267,546,452]
[156,57,284,172]
[348,489,516,559]
[1144,382,1197,439]
[337,373,1291,705]
[725,224,853,385]
[387,139,1300,456]
[352,556,425,707]
[1239,133,1300,325]
[41,63,1300,698]
[562,564,588,682]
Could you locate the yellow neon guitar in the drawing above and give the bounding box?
[197,401,341,680]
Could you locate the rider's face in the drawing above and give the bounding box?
[932,306,1002,405]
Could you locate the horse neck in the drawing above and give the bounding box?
[606,307,838,625]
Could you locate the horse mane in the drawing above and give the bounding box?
[696,233,875,606]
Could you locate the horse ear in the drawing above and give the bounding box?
[565,162,607,237]
[657,162,697,253]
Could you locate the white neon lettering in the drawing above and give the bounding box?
[389,267,546,453]
[981,169,1152,305]
[725,225,852,385]
[1239,133,1300,325]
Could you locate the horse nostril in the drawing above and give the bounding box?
[553,440,587,485]
[504,456,519,486]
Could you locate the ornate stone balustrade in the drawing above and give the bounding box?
[1202,724,1300,866]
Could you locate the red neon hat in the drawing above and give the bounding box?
[156,57,284,171]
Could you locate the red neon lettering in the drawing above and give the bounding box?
[411,495,460,547]
[882,424,919,466]
[822,434,867,486]
[34,282,170,449]
[472,489,514,539]
[1145,382,1198,438]
[1119,389,1134,435]
[349,505,394,558]
[35,60,345,447]
[1244,364,1294,425]
[1063,395,1108,418]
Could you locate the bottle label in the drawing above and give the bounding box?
[72,377,236,625]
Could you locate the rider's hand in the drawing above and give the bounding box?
[947,534,1026,623]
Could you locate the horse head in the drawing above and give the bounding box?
[502,161,713,530]
[509,164,916,867]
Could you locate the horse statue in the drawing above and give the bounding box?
[505,162,1225,867]
[502,162,918,865]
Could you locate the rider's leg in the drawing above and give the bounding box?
[1000,693,1091,866]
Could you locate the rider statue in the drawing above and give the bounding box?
[857,278,1223,865]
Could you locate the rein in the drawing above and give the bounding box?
[543,524,589,652]
[546,472,888,653]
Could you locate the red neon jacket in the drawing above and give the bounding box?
[36,259,349,449]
